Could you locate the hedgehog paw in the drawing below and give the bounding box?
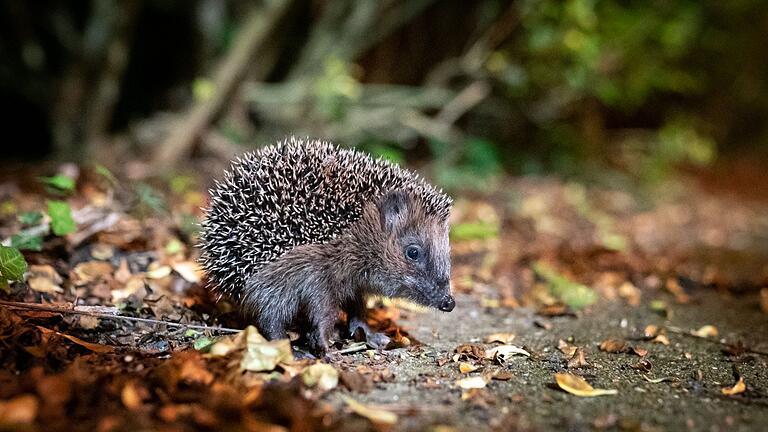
[365,332,391,349]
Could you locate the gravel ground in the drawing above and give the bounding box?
[329,290,768,431]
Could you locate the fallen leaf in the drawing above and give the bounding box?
[121,381,146,411]
[484,333,515,344]
[340,370,373,393]
[240,327,293,372]
[36,326,114,353]
[629,346,648,357]
[0,394,38,425]
[599,338,627,353]
[71,261,114,285]
[721,377,746,396]
[146,264,172,279]
[567,348,588,368]
[558,339,578,357]
[171,261,203,283]
[554,373,618,397]
[27,275,63,293]
[652,334,670,345]
[456,375,488,389]
[454,344,485,360]
[692,325,718,338]
[302,363,338,392]
[485,345,530,365]
[618,281,641,306]
[643,325,659,338]
[490,369,514,380]
[342,396,398,425]
[459,362,479,373]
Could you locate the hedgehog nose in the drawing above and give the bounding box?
[439,295,455,312]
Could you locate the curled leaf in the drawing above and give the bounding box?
[554,373,618,397]
[721,377,746,396]
[692,325,718,338]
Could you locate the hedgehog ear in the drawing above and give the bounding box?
[378,190,410,233]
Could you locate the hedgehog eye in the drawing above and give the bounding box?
[405,245,422,261]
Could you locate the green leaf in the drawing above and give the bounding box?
[533,262,597,309]
[450,221,500,241]
[47,200,76,236]
[0,245,28,281]
[18,211,43,226]
[94,164,118,187]
[11,231,43,251]
[39,175,76,193]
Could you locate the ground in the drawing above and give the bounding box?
[0,165,767,431]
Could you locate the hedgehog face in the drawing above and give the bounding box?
[374,190,454,312]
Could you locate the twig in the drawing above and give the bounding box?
[0,300,242,334]
[329,342,369,355]
[151,0,292,169]
[665,325,768,356]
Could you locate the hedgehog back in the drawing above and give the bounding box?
[199,137,451,298]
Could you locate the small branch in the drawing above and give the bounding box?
[151,0,292,169]
[0,300,242,334]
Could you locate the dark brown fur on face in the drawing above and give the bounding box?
[241,190,453,355]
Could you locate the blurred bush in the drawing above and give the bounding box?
[2,0,767,189]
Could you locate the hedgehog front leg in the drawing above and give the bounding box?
[345,296,391,349]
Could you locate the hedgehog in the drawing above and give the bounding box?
[199,136,454,355]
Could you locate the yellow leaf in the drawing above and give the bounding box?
[342,396,398,425]
[692,325,718,338]
[721,377,746,396]
[554,373,618,397]
[458,362,479,374]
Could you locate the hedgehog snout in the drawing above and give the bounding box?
[438,294,455,312]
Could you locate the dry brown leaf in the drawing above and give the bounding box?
[618,281,641,306]
[36,326,114,353]
[0,394,38,425]
[178,357,214,385]
[455,344,485,360]
[567,348,588,368]
[652,334,670,345]
[721,377,746,396]
[692,325,718,338]
[343,396,398,425]
[554,373,618,397]
[599,338,627,353]
[71,261,114,286]
[459,362,479,373]
[27,275,63,294]
[484,332,515,344]
[490,370,514,381]
[643,325,660,338]
[629,346,648,357]
[558,339,578,357]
